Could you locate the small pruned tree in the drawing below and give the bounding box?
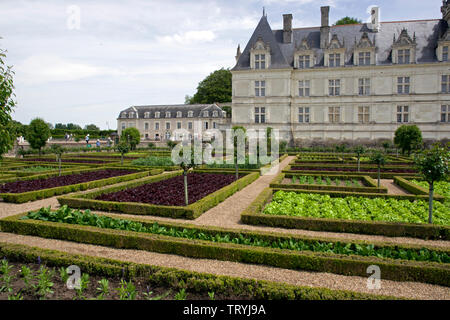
[26,118,51,156]
[370,151,386,187]
[117,142,130,165]
[382,141,392,154]
[232,126,246,180]
[394,125,423,156]
[354,145,366,172]
[50,145,65,176]
[335,144,346,163]
[414,143,449,224]
[178,146,197,206]
[120,127,140,150]
[167,140,177,149]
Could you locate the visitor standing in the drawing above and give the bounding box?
[85,134,90,146]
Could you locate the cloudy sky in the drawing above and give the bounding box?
[0,0,443,130]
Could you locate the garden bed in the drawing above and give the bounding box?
[57,170,259,219]
[0,167,160,203]
[1,209,448,286]
[241,188,450,239]
[20,158,117,164]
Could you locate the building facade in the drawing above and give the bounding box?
[231,3,450,143]
[117,104,230,141]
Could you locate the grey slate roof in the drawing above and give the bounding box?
[233,16,447,70]
[118,104,226,119]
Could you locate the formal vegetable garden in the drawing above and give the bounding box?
[95,172,242,206]
[284,175,366,188]
[0,169,137,194]
[290,166,417,173]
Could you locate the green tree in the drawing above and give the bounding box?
[0,46,16,159]
[116,142,130,165]
[382,140,392,154]
[55,123,67,129]
[414,143,449,224]
[354,145,366,172]
[335,144,346,163]
[370,151,386,187]
[394,125,423,156]
[178,146,197,206]
[66,123,82,130]
[121,127,140,150]
[334,16,362,25]
[84,124,100,131]
[188,68,231,104]
[26,118,51,155]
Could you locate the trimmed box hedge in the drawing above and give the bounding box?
[0,214,448,286]
[270,173,388,194]
[283,167,418,179]
[0,242,396,300]
[57,170,260,219]
[0,167,162,204]
[393,176,445,199]
[240,188,450,240]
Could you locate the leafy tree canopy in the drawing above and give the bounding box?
[0,46,16,158]
[84,124,100,131]
[26,118,51,153]
[334,16,362,26]
[187,68,231,104]
[414,143,449,185]
[394,125,423,155]
[120,127,140,150]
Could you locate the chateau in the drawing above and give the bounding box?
[231,3,450,143]
[117,104,229,141]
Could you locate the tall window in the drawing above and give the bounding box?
[329,53,340,67]
[398,49,410,64]
[358,52,371,65]
[255,107,266,123]
[442,75,450,93]
[213,122,217,129]
[255,81,266,97]
[358,78,370,95]
[298,80,310,97]
[397,77,410,94]
[155,122,159,130]
[443,46,449,62]
[166,122,170,130]
[177,122,181,129]
[121,122,126,130]
[328,107,340,123]
[204,122,209,130]
[358,106,370,123]
[188,122,193,130]
[397,106,409,123]
[298,55,310,69]
[298,107,310,123]
[255,54,266,69]
[144,122,149,130]
[329,79,340,96]
[441,105,450,122]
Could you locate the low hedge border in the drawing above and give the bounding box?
[0,242,396,300]
[393,176,445,199]
[57,171,260,219]
[240,188,450,240]
[283,167,418,179]
[289,160,414,170]
[0,168,162,204]
[269,173,387,194]
[0,214,448,287]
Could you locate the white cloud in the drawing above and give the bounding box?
[156,30,216,45]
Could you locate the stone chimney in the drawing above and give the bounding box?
[442,1,450,24]
[283,14,293,43]
[370,6,380,32]
[320,6,330,49]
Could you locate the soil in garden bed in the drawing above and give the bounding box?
[0,260,237,300]
[0,169,136,194]
[21,158,113,164]
[96,173,242,206]
[290,166,417,173]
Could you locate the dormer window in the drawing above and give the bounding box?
[329,53,340,67]
[212,111,218,117]
[358,52,371,65]
[298,55,310,69]
[155,112,160,118]
[128,111,135,118]
[165,111,171,118]
[250,37,271,70]
[203,111,209,117]
[144,112,150,118]
[392,29,416,64]
[120,112,127,118]
[255,54,265,69]
[176,111,182,118]
[324,35,345,68]
[294,39,314,69]
[444,46,449,61]
[353,32,376,66]
[188,111,193,117]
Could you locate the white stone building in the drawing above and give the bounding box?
[231,3,450,144]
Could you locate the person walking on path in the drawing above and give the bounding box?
[85,134,90,146]
[96,139,101,152]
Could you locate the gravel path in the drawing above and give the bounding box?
[0,232,448,300]
[380,179,412,195]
